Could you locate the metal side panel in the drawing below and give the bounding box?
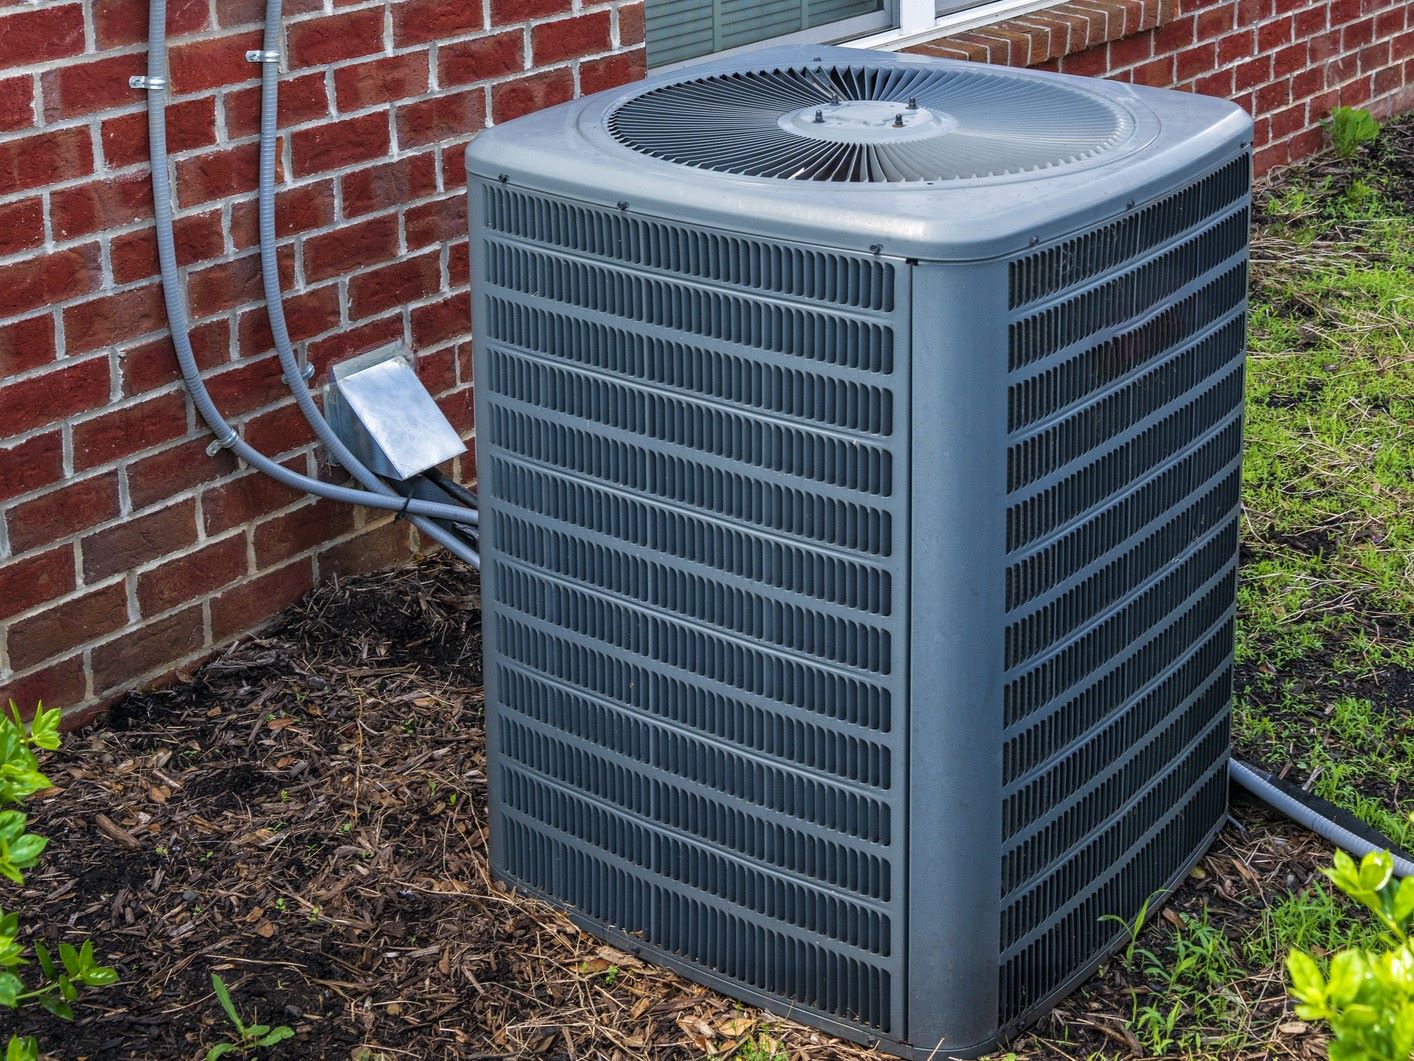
[470,179,912,1042]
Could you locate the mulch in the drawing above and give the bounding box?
[0,555,1337,1060]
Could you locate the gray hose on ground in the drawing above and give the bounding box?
[145,0,479,569]
[254,0,479,571]
[1230,758,1414,878]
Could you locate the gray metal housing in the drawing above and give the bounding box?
[467,46,1251,1058]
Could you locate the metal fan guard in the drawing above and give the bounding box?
[605,63,1139,184]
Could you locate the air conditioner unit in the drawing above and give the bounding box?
[465,47,1251,1058]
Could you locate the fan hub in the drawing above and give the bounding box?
[779,100,958,144]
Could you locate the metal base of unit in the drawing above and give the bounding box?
[491,807,1224,1061]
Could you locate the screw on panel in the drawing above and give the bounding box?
[869,243,882,256]
[907,97,918,110]
[813,110,825,124]
[616,200,629,211]
[497,173,509,184]
[1029,236,1040,246]
[1126,198,1136,209]
[893,113,905,127]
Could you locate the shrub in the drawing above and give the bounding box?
[1287,850,1414,1061]
[1327,107,1382,159]
[0,702,115,1061]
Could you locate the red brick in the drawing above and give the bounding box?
[619,2,645,47]
[0,4,85,66]
[1217,28,1255,65]
[50,172,154,241]
[290,111,391,176]
[1294,4,1329,37]
[437,386,474,434]
[0,197,42,257]
[1257,76,1293,110]
[396,89,485,148]
[225,72,330,139]
[491,68,572,123]
[95,0,207,46]
[1236,0,1274,22]
[41,53,145,120]
[110,209,227,286]
[1195,4,1235,38]
[1339,73,1374,104]
[1059,43,1111,77]
[63,284,168,355]
[1310,27,1344,62]
[174,142,260,206]
[1151,14,1195,54]
[412,294,468,350]
[201,353,289,417]
[441,141,469,189]
[127,437,238,510]
[394,0,485,47]
[1176,41,1218,81]
[6,474,120,555]
[82,500,198,581]
[8,582,129,672]
[72,392,189,471]
[1235,54,1275,90]
[334,53,430,111]
[532,11,612,63]
[304,213,399,282]
[253,499,355,567]
[137,533,248,615]
[0,356,110,437]
[1371,63,1402,96]
[405,194,466,249]
[448,239,469,286]
[580,50,646,95]
[317,520,414,580]
[1259,14,1296,50]
[288,7,385,67]
[185,248,295,320]
[439,30,525,87]
[0,431,62,504]
[1273,41,1310,78]
[306,315,402,369]
[228,179,336,250]
[0,315,56,378]
[211,560,314,642]
[1134,55,1177,86]
[102,96,218,170]
[415,345,457,393]
[119,319,229,397]
[241,402,314,455]
[92,604,205,695]
[167,30,263,94]
[1291,66,1325,100]
[0,654,87,720]
[201,466,304,535]
[1360,40,1391,71]
[340,153,438,217]
[348,251,441,319]
[490,0,570,23]
[0,127,93,196]
[1270,100,1307,138]
[1343,15,1376,49]
[0,75,34,133]
[0,546,75,622]
[236,283,341,353]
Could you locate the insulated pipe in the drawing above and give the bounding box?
[144,0,480,569]
[253,0,480,565]
[1230,758,1414,878]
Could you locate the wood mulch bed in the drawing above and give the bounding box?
[0,555,1332,1059]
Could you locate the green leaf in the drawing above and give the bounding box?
[57,942,80,979]
[0,814,25,846]
[1327,950,1367,1007]
[247,1024,270,1038]
[36,992,73,1020]
[33,942,55,980]
[78,939,95,971]
[211,973,244,1034]
[1287,949,1327,1002]
[81,964,118,987]
[57,974,78,1002]
[205,1044,237,1061]
[5,1036,38,1061]
[256,1026,295,1047]
[1392,877,1414,925]
[1359,851,1395,895]
[6,833,47,868]
[27,707,59,752]
[0,972,21,1008]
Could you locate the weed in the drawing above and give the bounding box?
[204,973,294,1059]
[1326,106,1382,159]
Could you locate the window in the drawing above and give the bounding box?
[644,0,1006,69]
[645,0,891,67]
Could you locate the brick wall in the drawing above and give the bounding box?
[908,0,1414,177]
[0,0,645,723]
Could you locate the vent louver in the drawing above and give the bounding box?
[468,44,1252,1060]
[606,63,1136,183]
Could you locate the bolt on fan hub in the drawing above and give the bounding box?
[779,100,959,145]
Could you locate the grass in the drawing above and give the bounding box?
[1004,115,1414,1060]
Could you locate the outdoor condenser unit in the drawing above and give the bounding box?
[466,46,1251,1058]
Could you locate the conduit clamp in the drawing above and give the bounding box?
[129,75,168,91]
[281,360,316,386]
[206,428,240,458]
[246,49,282,64]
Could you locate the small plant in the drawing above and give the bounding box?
[205,973,294,1059]
[1327,106,1381,159]
[0,702,116,1059]
[1286,850,1414,1061]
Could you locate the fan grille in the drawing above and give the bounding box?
[606,63,1136,183]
